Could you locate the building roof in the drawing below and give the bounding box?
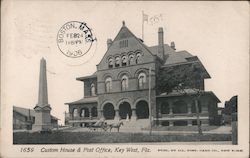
[13,106,59,120]
[157,89,220,103]
[65,96,98,105]
[164,50,193,65]
[76,71,97,81]
[148,44,175,56]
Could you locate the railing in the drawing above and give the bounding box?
[160,112,209,118]
[67,116,98,121]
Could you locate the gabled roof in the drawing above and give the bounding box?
[13,106,59,120]
[97,22,156,67]
[65,96,98,105]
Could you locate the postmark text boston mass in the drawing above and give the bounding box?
[57,21,96,58]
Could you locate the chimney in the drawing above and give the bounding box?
[107,38,112,49]
[171,42,176,50]
[158,27,164,60]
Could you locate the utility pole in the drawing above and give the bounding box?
[195,99,202,135]
[148,67,152,135]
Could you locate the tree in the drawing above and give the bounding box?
[157,59,206,135]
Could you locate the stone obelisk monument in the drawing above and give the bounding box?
[33,58,52,131]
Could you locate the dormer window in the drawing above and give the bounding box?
[121,55,127,66]
[108,58,113,68]
[119,40,128,48]
[115,57,120,67]
[91,83,96,96]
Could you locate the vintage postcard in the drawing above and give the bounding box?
[1,1,249,158]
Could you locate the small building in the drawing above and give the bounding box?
[65,21,220,129]
[13,106,59,130]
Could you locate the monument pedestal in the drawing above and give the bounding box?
[33,106,52,131]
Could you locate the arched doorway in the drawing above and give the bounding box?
[103,103,115,119]
[173,100,188,114]
[119,102,132,119]
[136,100,149,119]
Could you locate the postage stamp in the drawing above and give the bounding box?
[57,21,96,58]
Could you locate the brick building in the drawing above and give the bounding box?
[65,22,220,128]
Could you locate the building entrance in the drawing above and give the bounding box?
[119,102,132,119]
[136,100,149,119]
[103,103,115,119]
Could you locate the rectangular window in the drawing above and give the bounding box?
[119,40,128,48]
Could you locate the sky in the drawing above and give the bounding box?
[2,1,249,125]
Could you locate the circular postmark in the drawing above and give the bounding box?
[57,21,96,58]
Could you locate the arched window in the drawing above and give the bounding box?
[115,56,120,67]
[73,109,78,118]
[128,54,134,65]
[91,83,96,96]
[121,75,128,91]
[121,55,127,66]
[136,53,142,64]
[81,109,85,117]
[105,77,112,92]
[138,72,146,89]
[108,58,113,68]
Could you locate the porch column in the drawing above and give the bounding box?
[77,108,81,118]
[88,107,92,118]
[169,101,173,115]
[131,108,137,121]
[114,109,120,120]
[69,112,73,120]
[98,109,103,119]
[187,103,192,114]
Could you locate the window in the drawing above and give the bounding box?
[136,53,142,64]
[121,55,127,66]
[105,77,112,92]
[128,54,134,65]
[138,72,146,89]
[161,102,170,114]
[73,109,78,118]
[81,109,85,117]
[80,108,89,117]
[115,57,120,67]
[119,40,128,48]
[108,58,113,68]
[121,75,128,91]
[91,83,96,96]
